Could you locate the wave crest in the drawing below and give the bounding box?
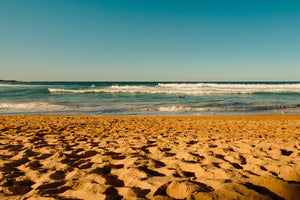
[48,83,300,95]
[154,106,212,112]
[0,102,74,111]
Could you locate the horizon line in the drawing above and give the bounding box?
[6,80,300,83]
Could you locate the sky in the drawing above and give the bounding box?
[1,0,300,81]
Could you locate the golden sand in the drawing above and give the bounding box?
[0,115,299,200]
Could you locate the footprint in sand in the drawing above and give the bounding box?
[104,186,123,200]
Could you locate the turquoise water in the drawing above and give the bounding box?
[0,81,300,115]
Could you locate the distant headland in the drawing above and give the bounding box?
[0,79,18,82]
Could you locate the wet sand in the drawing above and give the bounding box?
[0,115,299,200]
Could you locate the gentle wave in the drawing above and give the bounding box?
[154,106,213,112]
[0,83,36,88]
[158,83,300,88]
[154,103,300,112]
[0,83,51,88]
[48,86,156,94]
[48,88,99,93]
[0,102,75,111]
[48,83,300,95]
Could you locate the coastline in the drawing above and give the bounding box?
[0,115,299,199]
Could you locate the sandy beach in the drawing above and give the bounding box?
[0,115,299,200]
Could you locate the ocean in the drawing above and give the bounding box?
[0,81,300,116]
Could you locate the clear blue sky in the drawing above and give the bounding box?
[1,0,300,81]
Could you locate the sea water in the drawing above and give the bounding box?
[0,81,300,116]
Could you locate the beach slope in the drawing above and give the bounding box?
[0,115,299,200]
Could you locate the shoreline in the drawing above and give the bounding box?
[0,115,299,199]
[1,114,300,117]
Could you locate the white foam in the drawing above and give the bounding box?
[48,86,155,94]
[157,83,205,88]
[0,102,73,112]
[158,83,300,94]
[154,106,212,112]
[48,83,300,95]
[48,88,92,93]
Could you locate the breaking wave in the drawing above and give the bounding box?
[48,83,300,95]
[154,103,300,112]
[0,102,76,111]
[154,106,215,112]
